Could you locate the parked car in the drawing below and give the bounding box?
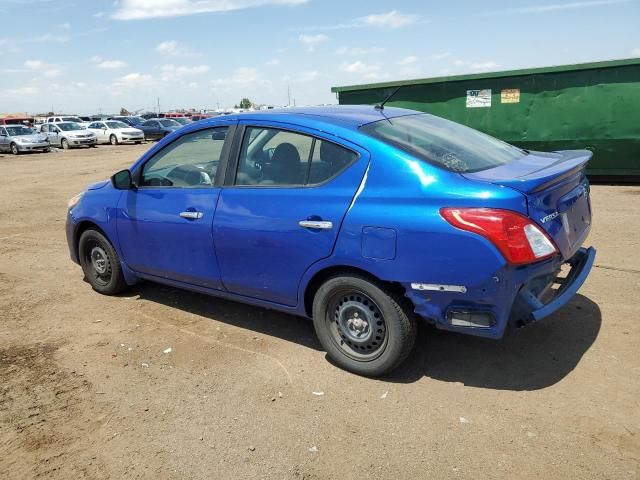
[107,116,145,128]
[0,124,49,154]
[172,117,192,126]
[136,118,181,140]
[65,106,596,376]
[42,122,97,149]
[46,116,89,126]
[86,120,144,145]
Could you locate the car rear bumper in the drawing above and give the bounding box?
[404,247,596,339]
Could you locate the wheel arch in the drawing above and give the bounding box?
[302,265,407,318]
[74,220,110,259]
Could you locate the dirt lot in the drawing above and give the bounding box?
[0,144,638,479]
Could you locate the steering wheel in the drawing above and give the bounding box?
[166,164,211,187]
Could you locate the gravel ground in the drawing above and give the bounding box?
[0,144,638,479]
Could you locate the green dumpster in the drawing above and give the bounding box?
[331,58,640,178]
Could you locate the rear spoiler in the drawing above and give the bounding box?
[463,150,592,193]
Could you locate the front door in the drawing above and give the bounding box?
[0,127,9,151]
[213,123,369,306]
[116,125,233,289]
[44,124,61,146]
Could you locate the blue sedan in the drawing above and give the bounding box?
[65,106,595,376]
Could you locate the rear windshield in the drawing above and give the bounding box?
[360,114,526,173]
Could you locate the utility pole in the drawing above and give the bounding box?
[287,85,291,107]
[157,97,160,115]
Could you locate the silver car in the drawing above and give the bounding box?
[0,125,50,154]
[41,122,97,149]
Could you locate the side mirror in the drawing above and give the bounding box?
[102,127,107,130]
[111,169,135,190]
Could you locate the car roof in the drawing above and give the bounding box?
[199,105,419,130]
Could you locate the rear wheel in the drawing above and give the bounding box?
[110,134,118,146]
[78,229,127,295]
[312,275,416,377]
[10,143,19,155]
[61,138,70,150]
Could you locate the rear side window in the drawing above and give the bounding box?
[235,127,357,186]
[360,114,526,173]
[140,127,228,188]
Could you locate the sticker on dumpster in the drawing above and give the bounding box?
[501,88,520,103]
[466,89,491,108]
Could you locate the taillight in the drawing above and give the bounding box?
[440,208,558,265]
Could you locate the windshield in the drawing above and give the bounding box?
[6,126,34,136]
[106,121,129,129]
[160,119,180,127]
[360,114,526,173]
[128,116,143,125]
[173,117,190,125]
[58,122,83,131]
[62,116,82,122]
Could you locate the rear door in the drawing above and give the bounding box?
[0,127,8,151]
[213,122,369,306]
[116,124,235,288]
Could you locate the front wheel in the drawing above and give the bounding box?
[61,138,70,150]
[110,134,118,146]
[10,143,19,155]
[78,229,127,295]
[312,275,417,377]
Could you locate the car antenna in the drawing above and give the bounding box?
[374,86,402,110]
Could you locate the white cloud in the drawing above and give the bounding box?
[470,61,499,70]
[24,59,61,77]
[454,59,465,66]
[336,46,384,55]
[31,33,68,43]
[211,67,261,87]
[115,72,153,86]
[340,61,380,75]
[428,52,451,61]
[58,22,70,29]
[631,48,640,56]
[298,70,319,82]
[93,11,104,18]
[491,0,631,15]
[399,55,418,65]
[265,58,281,66]
[113,0,308,20]
[359,10,418,28]
[6,86,39,96]
[160,64,210,79]
[155,40,199,57]
[299,34,328,51]
[96,60,127,69]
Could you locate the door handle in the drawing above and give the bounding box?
[299,220,333,230]
[179,211,203,220]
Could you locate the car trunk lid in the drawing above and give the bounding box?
[463,150,593,260]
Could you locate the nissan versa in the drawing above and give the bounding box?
[65,106,595,376]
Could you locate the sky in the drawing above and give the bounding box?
[0,0,639,115]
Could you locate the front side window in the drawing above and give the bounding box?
[140,127,229,188]
[235,127,357,186]
[361,114,526,173]
[106,121,128,129]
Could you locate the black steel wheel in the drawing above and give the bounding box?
[78,229,127,295]
[313,275,416,377]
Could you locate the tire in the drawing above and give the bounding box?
[45,147,51,153]
[134,141,141,144]
[78,229,127,295]
[110,134,118,146]
[312,275,417,377]
[10,143,19,155]
[61,138,70,150]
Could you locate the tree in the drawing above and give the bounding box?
[238,98,253,109]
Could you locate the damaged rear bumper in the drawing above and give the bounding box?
[511,247,596,324]
[405,247,596,339]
